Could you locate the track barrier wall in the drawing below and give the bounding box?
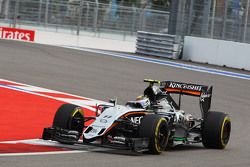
[183,36,250,71]
[0,25,136,52]
[35,30,136,53]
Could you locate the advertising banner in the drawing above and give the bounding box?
[0,27,35,42]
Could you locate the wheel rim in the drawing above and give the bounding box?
[157,123,168,150]
[70,112,84,134]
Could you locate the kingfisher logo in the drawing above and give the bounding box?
[168,82,203,91]
[0,27,35,42]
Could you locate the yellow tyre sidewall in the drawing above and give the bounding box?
[154,118,167,153]
[72,107,84,117]
[220,117,231,148]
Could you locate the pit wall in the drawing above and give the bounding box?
[183,36,250,71]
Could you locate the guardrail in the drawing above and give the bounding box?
[136,31,182,59]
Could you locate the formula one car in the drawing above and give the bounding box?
[42,79,231,154]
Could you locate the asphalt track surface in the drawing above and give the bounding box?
[0,39,250,167]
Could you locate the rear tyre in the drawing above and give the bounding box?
[53,103,84,137]
[139,115,169,154]
[202,111,231,149]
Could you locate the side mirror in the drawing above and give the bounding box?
[109,99,117,106]
[96,104,111,117]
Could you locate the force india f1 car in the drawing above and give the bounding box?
[42,79,231,154]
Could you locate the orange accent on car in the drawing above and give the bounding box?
[103,111,147,135]
[166,88,201,96]
[122,111,147,118]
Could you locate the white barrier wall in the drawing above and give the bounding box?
[35,30,136,53]
[183,36,250,71]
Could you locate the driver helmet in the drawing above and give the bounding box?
[135,95,151,109]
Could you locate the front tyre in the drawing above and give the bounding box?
[53,103,84,137]
[139,115,169,154]
[202,111,231,149]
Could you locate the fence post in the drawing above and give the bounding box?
[243,0,250,42]
[222,0,228,39]
[138,8,145,31]
[131,6,137,33]
[4,0,10,21]
[142,8,147,31]
[45,0,49,25]
[210,0,217,38]
[77,0,84,36]
[93,0,99,33]
[202,0,212,36]
[13,0,20,28]
[85,2,90,29]
[187,0,194,35]
[168,0,179,34]
[176,0,186,35]
[38,0,42,24]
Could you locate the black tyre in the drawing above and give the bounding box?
[202,111,231,149]
[53,103,84,136]
[139,115,169,154]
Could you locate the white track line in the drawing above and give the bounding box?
[0,139,89,156]
[0,150,87,157]
[0,79,110,111]
[62,45,250,81]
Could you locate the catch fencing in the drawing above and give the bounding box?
[173,0,250,43]
[0,0,169,41]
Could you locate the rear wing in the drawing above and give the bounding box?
[160,81,213,117]
[160,81,208,96]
